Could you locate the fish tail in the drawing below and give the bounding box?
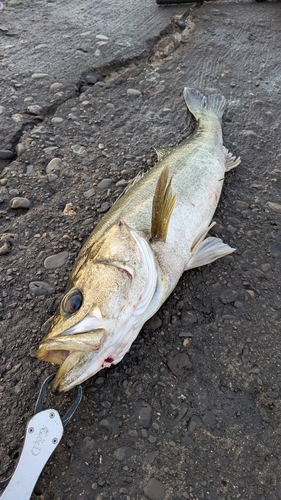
[183,88,226,121]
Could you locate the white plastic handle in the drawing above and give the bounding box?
[1,409,63,500]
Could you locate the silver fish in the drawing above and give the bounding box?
[36,88,240,392]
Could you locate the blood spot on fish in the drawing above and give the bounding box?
[104,357,114,363]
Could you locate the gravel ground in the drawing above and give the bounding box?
[1,1,281,500]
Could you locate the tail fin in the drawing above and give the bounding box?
[183,88,226,121]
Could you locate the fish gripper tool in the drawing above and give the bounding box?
[0,374,82,500]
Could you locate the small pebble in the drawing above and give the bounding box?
[51,117,64,124]
[0,150,15,160]
[10,197,31,209]
[46,158,62,173]
[84,188,95,199]
[144,478,166,500]
[187,415,202,436]
[167,351,192,378]
[29,281,55,296]
[113,447,133,461]
[97,178,112,189]
[96,34,109,40]
[266,202,281,214]
[85,75,97,85]
[97,202,110,213]
[127,88,141,97]
[144,315,162,331]
[71,145,86,155]
[219,289,238,304]
[15,143,26,157]
[44,251,69,270]
[9,189,19,196]
[47,173,58,182]
[269,243,281,258]
[116,179,128,187]
[31,73,49,79]
[99,416,120,435]
[0,241,11,255]
[26,105,42,116]
[50,82,63,91]
[134,399,153,428]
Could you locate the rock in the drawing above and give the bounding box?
[144,451,159,464]
[47,173,58,182]
[44,251,69,270]
[51,117,64,124]
[99,415,120,435]
[83,188,95,199]
[115,179,128,187]
[0,242,11,255]
[26,105,43,116]
[46,158,62,173]
[181,310,197,325]
[167,351,192,378]
[71,145,85,155]
[9,197,31,209]
[187,415,202,436]
[113,446,133,461]
[97,178,112,189]
[31,73,49,79]
[0,233,18,244]
[127,88,142,97]
[144,315,162,331]
[266,202,281,213]
[97,202,110,213]
[134,399,153,428]
[96,34,109,40]
[267,391,279,399]
[269,243,281,257]
[9,189,20,196]
[219,289,238,304]
[29,281,55,296]
[15,143,26,157]
[144,478,166,500]
[85,75,97,85]
[0,150,15,160]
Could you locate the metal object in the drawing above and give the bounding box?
[0,375,82,500]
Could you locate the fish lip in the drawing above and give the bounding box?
[51,351,86,393]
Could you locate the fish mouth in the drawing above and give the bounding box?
[36,328,106,393]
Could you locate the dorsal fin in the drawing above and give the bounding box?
[154,147,172,162]
[150,166,177,243]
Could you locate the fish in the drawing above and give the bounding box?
[36,88,240,393]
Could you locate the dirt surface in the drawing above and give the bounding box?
[1,1,281,499]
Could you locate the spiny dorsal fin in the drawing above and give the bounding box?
[115,172,144,201]
[150,166,177,243]
[154,147,172,162]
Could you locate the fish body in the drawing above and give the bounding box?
[36,88,240,392]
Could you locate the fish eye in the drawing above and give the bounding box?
[62,289,83,315]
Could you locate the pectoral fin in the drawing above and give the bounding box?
[150,166,177,243]
[186,237,235,270]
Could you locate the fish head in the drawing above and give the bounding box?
[36,221,158,393]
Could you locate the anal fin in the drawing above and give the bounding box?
[150,166,176,243]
